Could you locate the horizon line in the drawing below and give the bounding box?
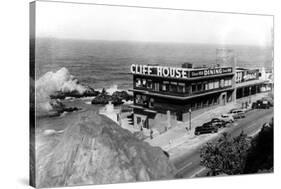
[35,36,273,48]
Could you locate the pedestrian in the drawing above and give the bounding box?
[150,129,153,139]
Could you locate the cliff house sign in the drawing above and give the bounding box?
[130,64,233,79]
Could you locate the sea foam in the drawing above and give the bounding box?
[35,67,88,113]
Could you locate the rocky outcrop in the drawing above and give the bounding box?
[91,93,122,105]
[91,90,132,105]
[38,99,81,117]
[50,87,100,99]
[36,111,175,188]
[112,91,133,101]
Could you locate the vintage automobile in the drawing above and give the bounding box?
[194,122,218,135]
[252,99,271,109]
[220,114,235,123]
[210,118,227,128]
[228,109,246,119]
[261,97,273,107]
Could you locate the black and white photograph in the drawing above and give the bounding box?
[29,0,274,188]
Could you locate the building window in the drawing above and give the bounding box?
[154,82,160,92]
[214,80,219,89]
[170,82,178,92]
[147,79,153,89]
[224,80,228,87]
[185,85,190,95]
[135,78,141,87]
[135,94,142,104]
[220,79,225,88]
[197,83,202,91]
[208,82,214,90]
[204,82,208,91]
[162,81,169,91]
[192,84,197,93]
[142,79,147,87]
[149,98,154,108]
[135,94,148,106]
[178,83,185,93]
[225,79,232,87]
[142,95,148,106]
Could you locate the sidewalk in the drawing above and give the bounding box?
[145,92,270,155]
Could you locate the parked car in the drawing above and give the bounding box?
[210,118,227,128]
[194,122,218,135]
[261,97,273,107]
[220,114,234,123]
[229,109,246,119]
[252,100,271,109]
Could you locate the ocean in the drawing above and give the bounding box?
[35,38,273,90]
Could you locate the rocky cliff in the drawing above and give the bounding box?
[36,111,175,187]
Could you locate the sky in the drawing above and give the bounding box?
[36,0,273,46]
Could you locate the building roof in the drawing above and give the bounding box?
[236,79,268,88]
[133,72,234,81]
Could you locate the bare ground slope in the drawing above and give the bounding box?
[36,111,175,188]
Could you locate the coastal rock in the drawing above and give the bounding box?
[112,91,133,101]
[50,87,100,99]
[91,91,132,105]
[40,99,81,117]
[36,112,175,187]
[91,93,123,105]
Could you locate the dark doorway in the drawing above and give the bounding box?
[176,112,183,121]
[221,93,226,105]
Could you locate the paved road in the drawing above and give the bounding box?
[172,108,273,178]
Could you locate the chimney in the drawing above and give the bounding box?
[182,62,193,68]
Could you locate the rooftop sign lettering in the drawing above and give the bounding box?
[130,64,233,79]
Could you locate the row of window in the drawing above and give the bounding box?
[190,96,219,110]
[191,79,232,93]
[135,93,220,112]
[135,78,232,94]
[135,94,154,107]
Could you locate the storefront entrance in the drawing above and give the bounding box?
[134,114,149,130]
[220,92,227,105]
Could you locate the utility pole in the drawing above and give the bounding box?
[189,108,192,131]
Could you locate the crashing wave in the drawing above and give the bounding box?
[35,67,95,114]
[106,84,120,95]
[36,67,87,98]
